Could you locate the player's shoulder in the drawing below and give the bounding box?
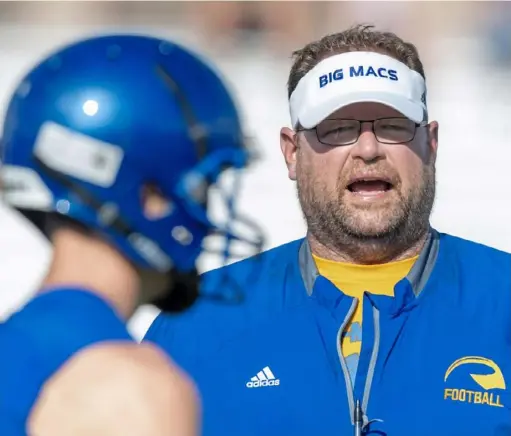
[29,342,198,435]
[75,343,198,420]
[41,341,195,400]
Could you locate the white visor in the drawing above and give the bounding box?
[289,51,427,129]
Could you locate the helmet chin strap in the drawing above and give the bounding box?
[151,269,200,313]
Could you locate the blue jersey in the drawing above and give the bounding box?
[145,230,511,436]
[0,289,132,435]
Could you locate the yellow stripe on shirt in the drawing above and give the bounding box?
[313,254,418,381]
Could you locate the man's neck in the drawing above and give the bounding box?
[308,229,429,265]
[42,228,139,320]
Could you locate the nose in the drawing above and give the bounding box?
[351,122,384,162]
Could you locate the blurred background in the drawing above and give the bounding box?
[0,1,510,339]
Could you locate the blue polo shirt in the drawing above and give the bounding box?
[145,230,511,435]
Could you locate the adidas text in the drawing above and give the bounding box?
[246,379,280,388]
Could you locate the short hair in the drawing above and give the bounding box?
[288,24,425,98]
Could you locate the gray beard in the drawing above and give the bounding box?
[296,164,436,264]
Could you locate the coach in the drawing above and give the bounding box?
[145,25,511,436]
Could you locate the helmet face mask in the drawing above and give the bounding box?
[1,34,264,311]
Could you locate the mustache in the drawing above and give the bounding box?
[339,164,401,188]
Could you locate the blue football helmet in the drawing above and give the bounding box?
[1,34,263,310]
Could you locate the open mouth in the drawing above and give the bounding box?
[346,177,394,195]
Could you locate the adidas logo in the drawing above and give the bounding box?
[246,366,280,388]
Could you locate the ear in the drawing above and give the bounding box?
[428,121,439,155]
[280,127,298,180]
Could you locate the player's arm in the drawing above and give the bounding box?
[28,342,200,436]
[0,288,199,436]
[0,286,200,436]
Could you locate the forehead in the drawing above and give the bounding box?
[328,102,406,120]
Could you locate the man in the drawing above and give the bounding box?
[144,25,511,435]
[0,33,262,435]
